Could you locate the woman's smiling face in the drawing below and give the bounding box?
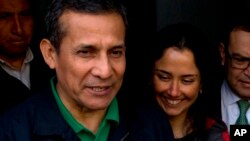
[153,47,201,118]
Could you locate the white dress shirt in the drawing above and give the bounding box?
[0,48,33,89]
[221,80,250,132]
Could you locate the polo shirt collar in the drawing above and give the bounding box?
[50,77,119,134]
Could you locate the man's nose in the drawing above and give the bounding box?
[11,15,23,35]
[92,56,113,79]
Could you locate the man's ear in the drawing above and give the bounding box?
[40,39,57,69]
[219,42,226,66]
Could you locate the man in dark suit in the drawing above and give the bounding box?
[0,0,53,114]
[207,12,250,132]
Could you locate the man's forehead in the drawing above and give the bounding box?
[0,0,30,12]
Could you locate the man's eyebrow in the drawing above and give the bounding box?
[80,43,125,48]
[77,43,95,49]
[111,45,126,50]
[0,11,13,15]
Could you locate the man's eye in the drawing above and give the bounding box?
[78,50,94,57]
[20,11,32,17]
[79,50,89,54]
[110,50,124,58]
[233,57,246,62]
[0,13,11,19]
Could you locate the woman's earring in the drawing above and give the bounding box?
[199,89,203,94]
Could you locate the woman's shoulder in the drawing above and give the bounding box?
[128,99,174,141]
[205,116,230,141]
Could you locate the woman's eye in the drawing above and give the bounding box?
[182,79,194,85]
[156,73,170,81]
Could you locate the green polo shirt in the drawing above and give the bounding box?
[50,77,119,141]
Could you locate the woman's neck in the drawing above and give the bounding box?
[169,114,193,139]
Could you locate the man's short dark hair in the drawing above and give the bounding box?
[44,0,127,51]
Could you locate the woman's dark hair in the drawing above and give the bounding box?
[147,22,212,139]
[151,23,209,83]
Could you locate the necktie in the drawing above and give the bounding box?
[236,100,250,125]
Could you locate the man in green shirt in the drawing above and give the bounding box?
[0,0,175,140]
[0,0,128,140]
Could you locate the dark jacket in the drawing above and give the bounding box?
[0,55,54,115]
[0,83,174,141]
[128,99,174,141]
[0,84,130,141]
